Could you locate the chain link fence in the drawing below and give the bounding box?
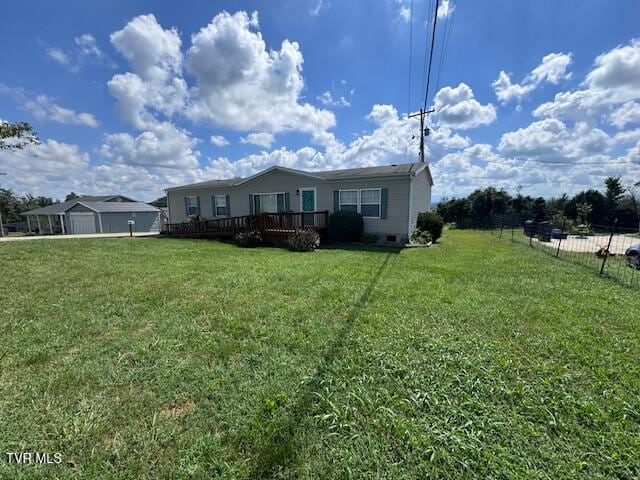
[454,215,640,289]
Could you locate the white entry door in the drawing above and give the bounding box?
[70,213,96,234]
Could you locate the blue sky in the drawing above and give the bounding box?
[1,0,639,202]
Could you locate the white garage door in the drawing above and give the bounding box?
[70,213,96,234]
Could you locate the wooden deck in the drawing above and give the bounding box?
[166,211,329,244]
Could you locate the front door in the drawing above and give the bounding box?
[300,188,316,226]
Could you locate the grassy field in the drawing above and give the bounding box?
[1,231,638,479]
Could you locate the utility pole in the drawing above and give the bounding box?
[0,172,6,237]
[408,108,435,163]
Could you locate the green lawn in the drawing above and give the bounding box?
[1,231,638,479]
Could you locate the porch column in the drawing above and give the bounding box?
[48,215,53,234]
[36,216,42,235]
[97,212,103,233]
[60,214,66,234]
[27,216,32,234]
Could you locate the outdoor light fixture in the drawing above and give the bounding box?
[296,189,300,195]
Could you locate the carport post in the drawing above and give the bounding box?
[36,216,42,235]
[48,215,53,234]
[599,219,618,276]
[60,214,66,234]
[27,216,31,234]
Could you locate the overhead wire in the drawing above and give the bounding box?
[433,3,455,98]
[407,0,414,118]
[422,0,441,110]
[420,0,435,102]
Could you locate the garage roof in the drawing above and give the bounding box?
[22,195,138,215]
[74,202,160,213]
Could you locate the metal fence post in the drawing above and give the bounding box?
[499,214,504,239]
[599,219,618,276]
[556,219,565,258]
[511,217,515,241]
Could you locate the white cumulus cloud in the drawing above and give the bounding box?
[240,132,275,148]
[184,11,336,145]
[493,52,572,104]
[0,84,98,127]
[209,135,230,147]
[434,83,496,129]
[534,39,640,122]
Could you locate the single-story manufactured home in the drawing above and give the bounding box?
[22,195,161,235]
[166,162,433,243]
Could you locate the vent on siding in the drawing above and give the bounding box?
[386,235,397,242]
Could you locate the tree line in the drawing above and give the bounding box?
[436,177,640,231]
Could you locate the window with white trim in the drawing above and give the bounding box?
[186,196,199,215]
[339,189,382,218]
[360,189,381,218]
[214,195,227,216]
[338,190,358,213]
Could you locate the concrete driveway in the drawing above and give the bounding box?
[0,232,160,242]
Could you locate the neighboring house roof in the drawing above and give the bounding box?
[73,202,160,213]
[22,195,138,215]
[166,162,433,192]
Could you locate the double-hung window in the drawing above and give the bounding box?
[338,190,358,213]
[186,196,199,215]
[339,189,382,218]
[214,195,227,216]
[359,189,381,218]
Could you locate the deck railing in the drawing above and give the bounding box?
[166,211,329,239]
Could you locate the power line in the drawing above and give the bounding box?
[434,4,455,97]
[408,0,440,163]
[423,0,441,110]
[420,0,435,100]
[407,0,414,117]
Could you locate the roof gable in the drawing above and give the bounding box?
[234,166,325,186]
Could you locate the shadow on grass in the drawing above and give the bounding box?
[320,243,404,254]
[247,252,394,479]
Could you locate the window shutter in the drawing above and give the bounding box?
[196,196,201,215]
[225,195,231,216]
[249,194,254,215]
[184,197,188,216]
[333,191,339,212]
[284,192,290,212]
[211,196,217,217]
[381,188,388,219]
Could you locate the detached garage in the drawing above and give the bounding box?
[22,195,161,235]
[66,202,161,234]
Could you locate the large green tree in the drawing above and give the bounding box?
[604,176,625,221]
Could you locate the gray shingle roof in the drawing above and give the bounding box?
[22,195,138,215]
[312,163,426,180]
[166,163,430,191]
[77,202,160,213]
[165,178,240,191]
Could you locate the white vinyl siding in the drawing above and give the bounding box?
[167,168,420,242]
